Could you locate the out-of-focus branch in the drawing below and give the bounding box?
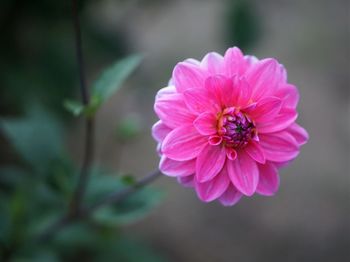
[37,0,163,243]
[38,169,162,241]
[83,169,162,214]
[69,0,95,215]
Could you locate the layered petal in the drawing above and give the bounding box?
[173,62,208,93]
[218,184,243,206]
[226,150,259,196]
[231,76,253,107]
[286,122,309,145]
[256,162,280,196]
[159,156,196,177]
[246,58,283,100]
[201,52,224,74]
[193,112,217,135]
[247,96,282,123]
[152,121,172,143]
[257,108,298,133]
[177,175,194,187]
[162,125,207,161]
[183,88,216,114]
[274,84,299,109]
[259,131,299,162]
[155,86,176,99]
[204,75,233,108]
[244,140,266,164]
[154,93,196,129]
[196,144,226,183]
[195,166,230,202]
[223,47,246,76]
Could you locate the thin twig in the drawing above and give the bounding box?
[72,0,89,105]
[84,169,162,214]
[38,170,162,241]
[69,0,94,214]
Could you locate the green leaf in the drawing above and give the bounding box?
[91,54,143,103]
[0,106,63,172]
[63,96,101,118]
[63,55,142,117]
[63,99,84,116]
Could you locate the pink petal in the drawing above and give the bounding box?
[226,150,259,196]
[205,75,232,107]
[162,125,207,161]
[154,93,196,129]
[226,147,238,160]
[155,86,176,99]
[193,112,217,135]
[223,47,246,76]
[173,62,208,93]
[201,52,224,74]
[244,55,259,69]
[209,135,223,146]
[256,108,298,133]
[275,84,299,109]
[259,131,299,162]
[256,162,280,196]
[218,184,243,206]
[247,96,282,123]
[183,58,201,66]
[195,166,230,202]
[159,156,196,177]
[244,141,266,164]
[232,76,253,107]
[246,58,282,101]
[286,123,309,146]
[177,175,194,187]
[183,88,216,114]
[152,121,172,143]
[279,64,288,84]
[196,144,226,183]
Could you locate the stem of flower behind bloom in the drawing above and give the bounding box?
[69,0,94,215]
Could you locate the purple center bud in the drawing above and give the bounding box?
[217,108,256,148]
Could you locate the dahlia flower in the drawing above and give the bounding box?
[152,47,308,206]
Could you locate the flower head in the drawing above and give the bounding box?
[152,47,308,206]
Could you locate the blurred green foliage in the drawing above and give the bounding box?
[225,0,261,52]
[0,0,128,117]
[0,1,164,261]
[0,104,163,261]
[116,115,142,142]
[64,54,143,118]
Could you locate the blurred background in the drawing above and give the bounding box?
[0,0,349,261]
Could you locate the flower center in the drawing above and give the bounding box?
[217,107,256,149]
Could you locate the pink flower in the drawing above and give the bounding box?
[152,47,308,206]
